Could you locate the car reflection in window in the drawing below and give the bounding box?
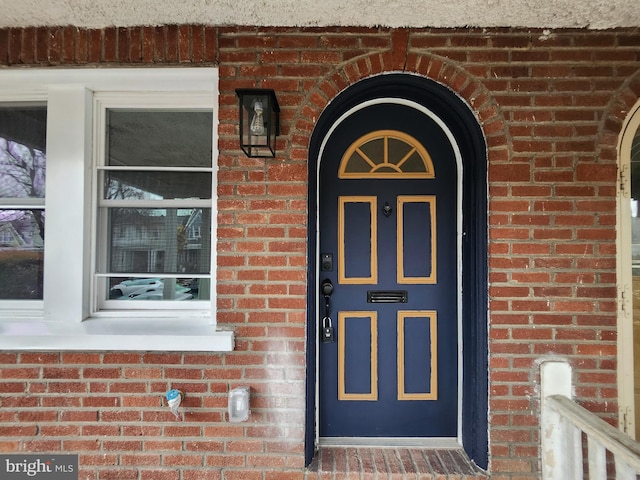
[109,278,193,300]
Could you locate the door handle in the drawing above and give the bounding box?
[320,279,334,343]
[321,279,333,319]
[321,279,334,297]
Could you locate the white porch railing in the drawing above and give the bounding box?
[541,361,640,479]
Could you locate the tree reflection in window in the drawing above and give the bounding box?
[0,105,47,299]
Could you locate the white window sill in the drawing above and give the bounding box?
[0,317,234,352]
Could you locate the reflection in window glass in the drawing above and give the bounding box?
[0,105,46,300]
[103,172,212,200]
[106,110,212,168]
[107,276,204,301]
[106,208,211,275]
[97,108,213,303]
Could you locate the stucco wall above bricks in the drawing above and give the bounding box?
[1,0,638,29]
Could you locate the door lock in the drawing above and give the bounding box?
[322,317,335,343]
[321,253,333,272]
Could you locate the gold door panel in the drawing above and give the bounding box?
[338,196,378,285]
[397,195,436,284]
[338,311,378,401]
[397,310,438,401]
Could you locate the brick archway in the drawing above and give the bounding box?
[598,71,640,160]
[291,47,510,172]
[303,55,496,469]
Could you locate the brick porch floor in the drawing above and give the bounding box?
[304,447,489,479]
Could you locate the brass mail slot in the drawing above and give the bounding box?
[367,290,408,303]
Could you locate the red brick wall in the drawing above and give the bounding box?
[1,25,640,480]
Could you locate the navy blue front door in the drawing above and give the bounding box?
[319,102,458,438]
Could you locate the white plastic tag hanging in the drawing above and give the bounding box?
[165,389,183,421]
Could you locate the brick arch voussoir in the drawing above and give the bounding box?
[292,52,510,158]
[598,72,640,164]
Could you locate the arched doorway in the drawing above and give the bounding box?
[617,98,640,439]
[305,74,489,468]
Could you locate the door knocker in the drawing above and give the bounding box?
[382,202,393,217]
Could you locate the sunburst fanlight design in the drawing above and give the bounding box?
[338,130,435,179]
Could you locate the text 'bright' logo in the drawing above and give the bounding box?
[1,455,78,479]
[5,459,52,477]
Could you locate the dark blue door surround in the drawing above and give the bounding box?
[306,74,488,468]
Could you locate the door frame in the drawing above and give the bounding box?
[305,73,489,469]
[315,98,464,444]
[617,98,640,437]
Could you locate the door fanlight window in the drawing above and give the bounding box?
[338,129,435,179]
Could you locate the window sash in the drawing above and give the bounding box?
[92,94,215,313]
[0,103,47,303]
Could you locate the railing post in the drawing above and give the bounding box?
[541,360,573,480]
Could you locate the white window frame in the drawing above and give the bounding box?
[0,68,233,352]
[92,93,214,314]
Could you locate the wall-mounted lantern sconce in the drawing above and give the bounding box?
[235,88,280,158]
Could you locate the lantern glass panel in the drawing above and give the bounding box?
[236,89,279,158]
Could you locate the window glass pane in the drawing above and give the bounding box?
[0,106,46,199]
[0,105,46,301]
[358,138,384,166]
[107,276,208,301]
[105,207,211,275]
[0,209,44,299]
[343,151,371,173]
[106,110,212,168]
[103,171,212,200]
[387,137,414,163]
